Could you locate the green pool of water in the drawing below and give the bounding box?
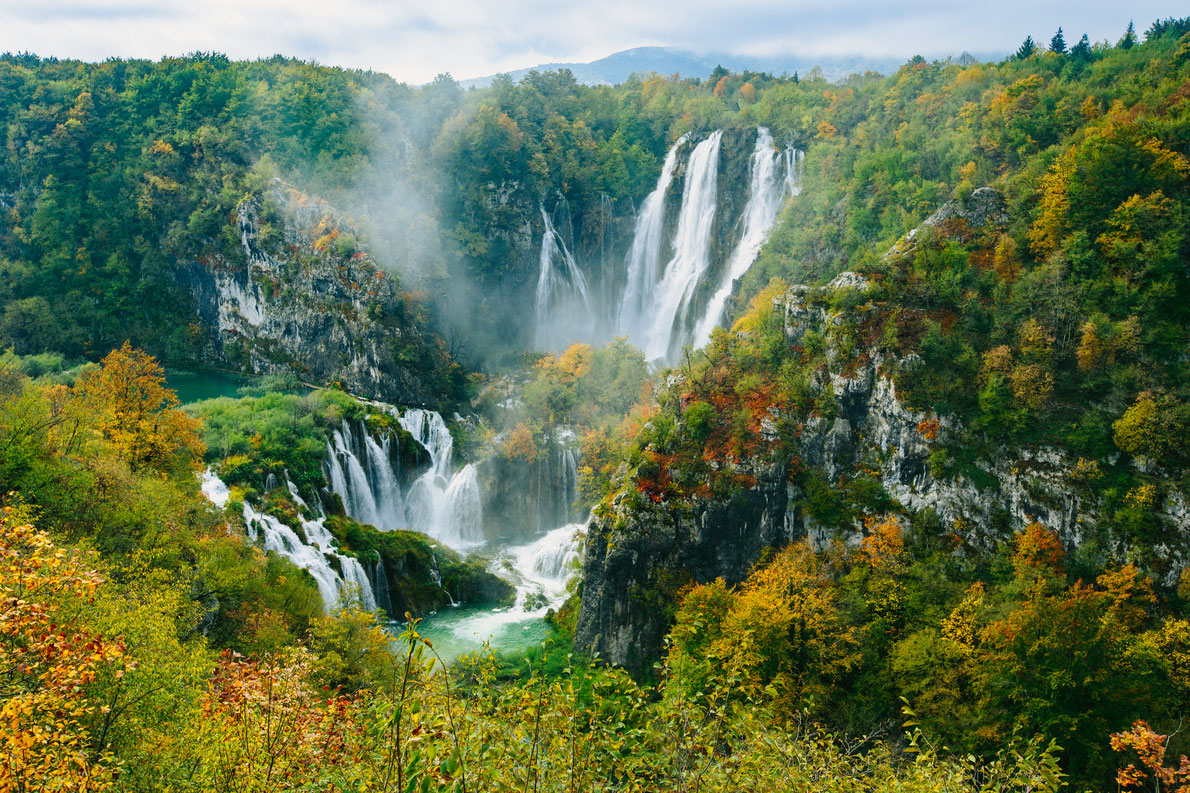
[399,603,551,664]
[165,369,253,404]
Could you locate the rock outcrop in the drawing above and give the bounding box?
[178,182,447,406]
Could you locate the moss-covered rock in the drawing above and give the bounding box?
[326,514,514,617]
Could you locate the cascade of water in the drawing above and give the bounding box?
[203,469,376,611]
[326,421,382,527]
[534,204,594,350]
[618,134,688,348]
[443,463,484,546]
[363,432,405,529]
[372,555,393,615]
[560,447,578,523]
[644,131,724,363]
[429,555,457,606]
[692,129,801,348]
[396,408,485,550]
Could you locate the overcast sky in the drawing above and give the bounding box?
[1,0,1181,84]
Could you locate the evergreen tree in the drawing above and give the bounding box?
[1015,36,1037,60]
[1050,27,1067,54]
[1071,33,1092,61]
[1120,20,1137,49]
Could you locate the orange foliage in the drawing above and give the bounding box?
[503,422,538,464]
[1012,521,1065,577]
[916,418,940,441]
[73,342,205,474]
[861,514,905,571]
[0,508,129,791]
[1110,721,1190,793]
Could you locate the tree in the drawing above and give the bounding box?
[1120,21,1137,49]
[1015,36,1037,60]
[73,342,205,474]
[1050,28,1067,54]
[1112,391,1190,464]
[1071,33,1092,61]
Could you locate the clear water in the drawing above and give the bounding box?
[402,601,552,664]
[166,369,252,403]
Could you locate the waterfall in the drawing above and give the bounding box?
[534,203,594,350]
[644,130,723,363]
[363,432,405,529]
[326,421,382,527]
[560,446,578,524]
[692,130,802,348]
[202,468,376,612]
[396,408,485,550]
[372,554,393,615]
[618,134,688,349]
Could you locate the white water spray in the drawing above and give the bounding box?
[644,131,724,362]
[693,130,802,347]
[618,134,688,348]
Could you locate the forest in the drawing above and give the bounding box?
[1,13,1189,793]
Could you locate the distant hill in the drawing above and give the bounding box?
[458,46,938,88]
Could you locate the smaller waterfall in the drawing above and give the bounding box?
[202,469,377,612]
[535,203,595,350]
[372,554,393,616]
[692,130,803,348]
[645,130,724,363]
[618,134,688,348]
[397,408,485,550]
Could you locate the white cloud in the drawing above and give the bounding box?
[0,0,1179,83]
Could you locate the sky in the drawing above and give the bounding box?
[1,0,1182,84]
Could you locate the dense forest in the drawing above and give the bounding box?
[2,14,1189,793]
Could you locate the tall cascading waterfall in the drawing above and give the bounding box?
[692,130,803,348]
[617,134,689,349]
[644,130,724,362]
[200,469,377,612]
[534,203,595,351]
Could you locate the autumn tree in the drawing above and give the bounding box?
[73,342,204,474]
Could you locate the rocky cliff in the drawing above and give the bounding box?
[177,182,451,406]
[575,189,1189,672]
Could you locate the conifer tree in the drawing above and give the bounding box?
[1015,35,1037,60]
[1120,20,1137,49]
[1071,33,1092,60]
[1050,27,1067,54]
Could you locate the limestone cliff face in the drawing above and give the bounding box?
[177,182,446,406]
[575,190,1189,672]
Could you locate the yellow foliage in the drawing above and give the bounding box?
[72,342,205,474]
[0,508,126,791]
[503,422,539,464]
[941,582,986,655]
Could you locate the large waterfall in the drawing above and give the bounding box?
[692,130,803,348]
[644,130,724,362]
[617,134,689,349]
[534,127,804,363]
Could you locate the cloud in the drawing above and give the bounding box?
[0,0,1180,83]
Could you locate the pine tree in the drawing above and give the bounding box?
[1050,27,1067,54]
[1071,33,1092,61]
[1120,20,1136,49]
[1015,36,1037,60]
